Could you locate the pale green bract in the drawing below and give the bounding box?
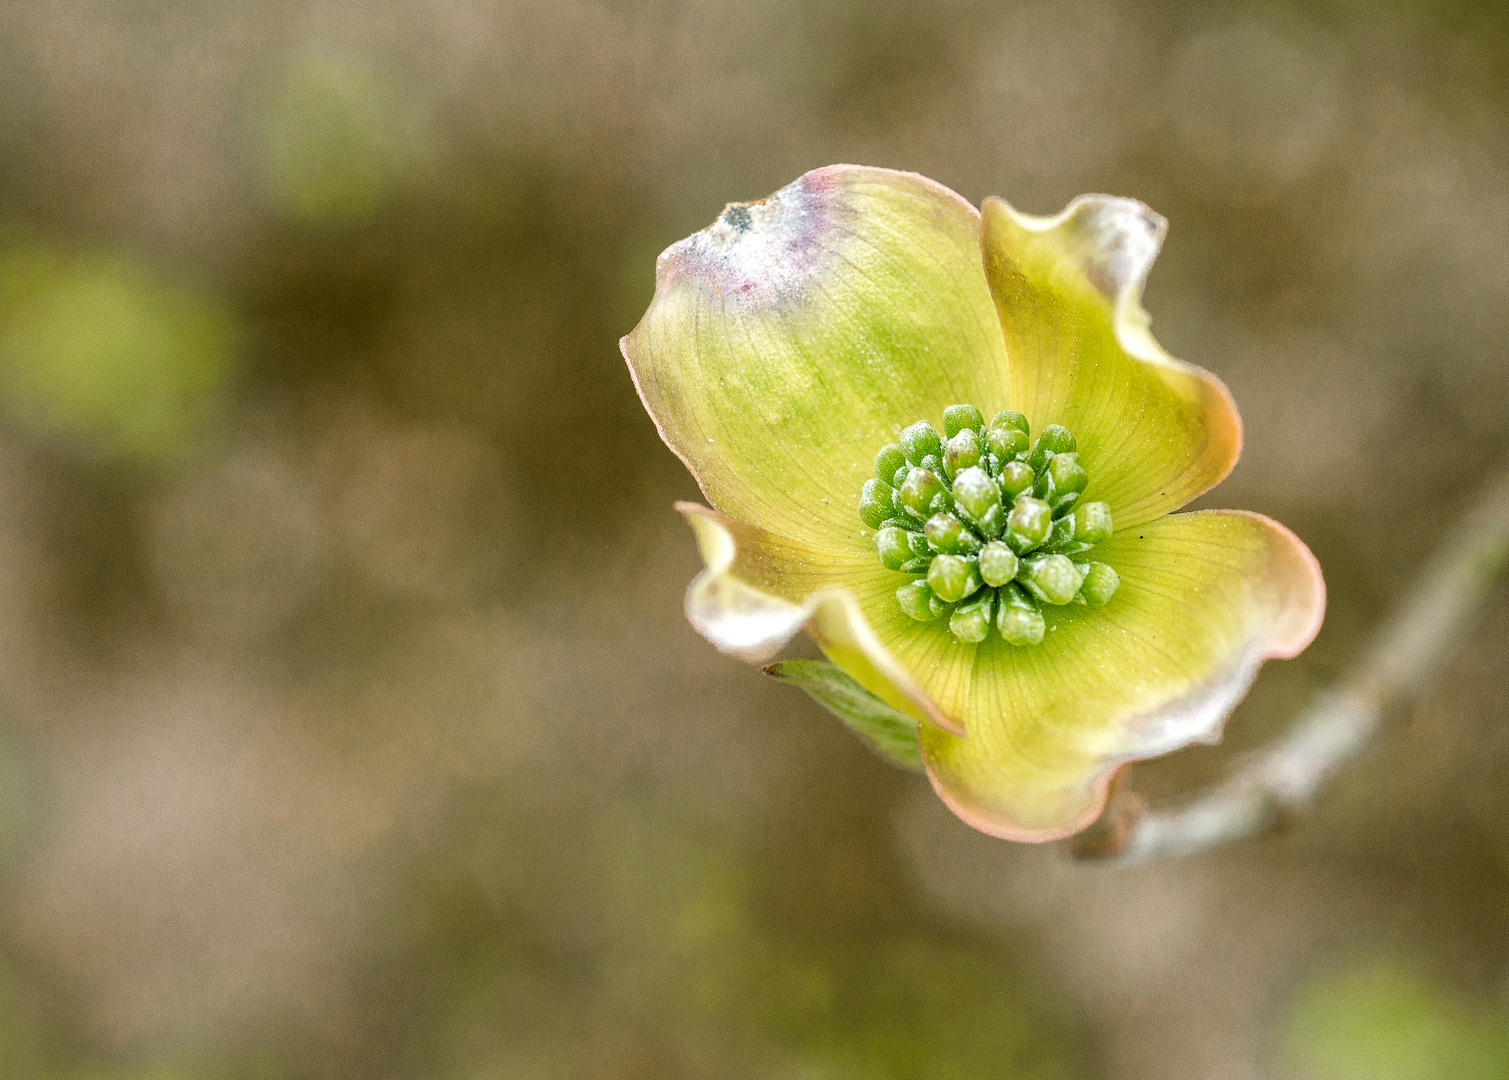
[622,165,1325,842]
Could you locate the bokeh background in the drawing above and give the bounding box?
[0,0,1508,1077]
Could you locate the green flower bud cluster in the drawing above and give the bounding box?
[859,405,1120,646]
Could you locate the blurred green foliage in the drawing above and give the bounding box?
[1279,957,1509,1080]
[394,793,1084,1079]
[0,251,241,462]
[0,973,43,1080]
[52,1070,191,1080]
[784,938,1081,1080]
[251,52,428,227]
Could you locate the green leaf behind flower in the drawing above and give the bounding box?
[766,658,921,770]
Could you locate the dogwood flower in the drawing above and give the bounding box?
[621,165,1324,841]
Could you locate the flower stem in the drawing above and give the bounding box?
[1077,461,1509,864]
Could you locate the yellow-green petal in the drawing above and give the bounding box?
[980,195,1242,529]
[919,510,1325,841]
[626,167,1008,552]
[677,502,977,735]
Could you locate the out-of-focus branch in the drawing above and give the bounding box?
[1078,463,1509,865]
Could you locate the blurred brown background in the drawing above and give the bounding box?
[0,1,1508,1077]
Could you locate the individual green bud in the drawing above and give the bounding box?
[950,466,1004,538]
[1078,561,1120,605]
[898,467,951,519]
[1072,501,1113,546]
[949,588,995,643]
[978,540,1019,587]
[1006,495,1053,551]
[924,513,982,555]
[897,580,946,621]
[998,460,1035,500]
[875,527,915,570]
[1037,424,1076,454]
[986,425,1029,462]
[927,553,982,604]
[990,410,1029,436]
[1021,554,1084,606]
[1051,491,1081,517]
[1040,513,1076,552]
[879,514,924,533]
[997,584,1046,646]
[859,478,896,529]
[875,443,907,483]
[1047,452,1088,497]
[899,556,932,574]
[943,428,982,479]
[920,452,945,477]
[943,404,986,438]
[899,420,942,466]
[1027,424,1076,472]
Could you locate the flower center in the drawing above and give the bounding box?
[858,405,1120,646]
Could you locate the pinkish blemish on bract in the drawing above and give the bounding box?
[655,172,843,309]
